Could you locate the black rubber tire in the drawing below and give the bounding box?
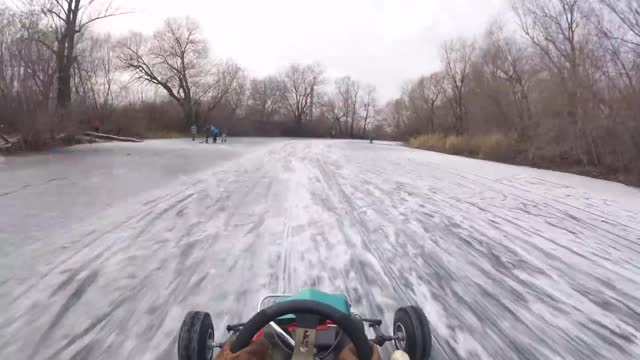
[178,311,215,360]
[393,306,432,360]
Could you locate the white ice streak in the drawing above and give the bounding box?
[1,139,639,360]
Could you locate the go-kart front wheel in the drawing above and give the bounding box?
[178,311,215,360]
[393,306,432,360]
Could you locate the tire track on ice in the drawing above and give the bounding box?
[370,152,640,282]
[39,183,201,281]
[3,145,282,359]
[313,154,452,360]
[328,141,640,360]
[405,156,640,255]
[279,205,293,294]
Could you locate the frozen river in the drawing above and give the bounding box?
[1,138,639,360]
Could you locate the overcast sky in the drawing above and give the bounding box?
[94,0,509,100]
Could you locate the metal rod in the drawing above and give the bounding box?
[226,322,246,332]
[269,321,295,346]
[362,318,383,326]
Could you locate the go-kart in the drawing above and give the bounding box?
[178,289,432,360]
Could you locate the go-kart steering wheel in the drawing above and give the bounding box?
[230,300,373,360]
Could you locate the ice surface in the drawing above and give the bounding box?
[1,139,639,360]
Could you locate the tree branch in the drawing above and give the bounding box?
[77,11,132,33]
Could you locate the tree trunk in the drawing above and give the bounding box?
[361,114,369,137]
[309,86,314,122]
[55,37,69,111]
[55,0,81,112]
[429,101,437,133]
[452,91,464,135]
[349,114,355,138]
[183,103,195,127]
[60,31,77,110]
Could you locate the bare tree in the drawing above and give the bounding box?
[205,59,246,115]
[384,98,409,136]
[483,21,537,136]
[326,99,345,136]
[441,37,476,134]
[218,67,248,121]
[334,76,361,137]
[402,80,425,132]
[282,63,323,126]
[331,77,351,136]
[348,81,360,138]
[513,0,587,138]
[247,75,286,122]
[424,73,445,133]
[118,17,210,126]
[590,0,640,166]
[8,7,57,107]
[598,0,640,48]
[26,0,125,112]
[360,84,377,137]
[19,40,57,106]
[590,0,640,96]
[74,33,116,115]
[0,6,23,121]
[0,7,14,101]
[1,5,58,142]
[407,73,446,133]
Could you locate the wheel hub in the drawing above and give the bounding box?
[206,329,214,359]
[393,323,407,350]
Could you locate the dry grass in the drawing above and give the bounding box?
[476,133,522,161]
[408,133,446,150]
[409,133,523,162]
[445,135,477,155]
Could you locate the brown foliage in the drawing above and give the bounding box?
[2,0,639,186]
[393,0,640,184]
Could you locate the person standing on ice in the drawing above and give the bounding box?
[205,124,211,143]
[210,125,218,143]
[190,124,197,141]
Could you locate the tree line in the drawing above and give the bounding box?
[385,0,640,183]
[0,0,384,148]
[1,0,638,183]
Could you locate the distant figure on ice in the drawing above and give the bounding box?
[191,124,197,141]
[93,118,101,133]
[210,125,218,143]
[205,124,211,143]
[221,128,227,142]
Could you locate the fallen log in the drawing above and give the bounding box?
[84,131,143,143]
[0,134,23,153]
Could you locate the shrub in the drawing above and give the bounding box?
[408,132,523,162]
[445,135,476,155]
[408,133,447,150]
[476,133,521,161]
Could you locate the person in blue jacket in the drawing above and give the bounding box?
[210,125,218,143]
